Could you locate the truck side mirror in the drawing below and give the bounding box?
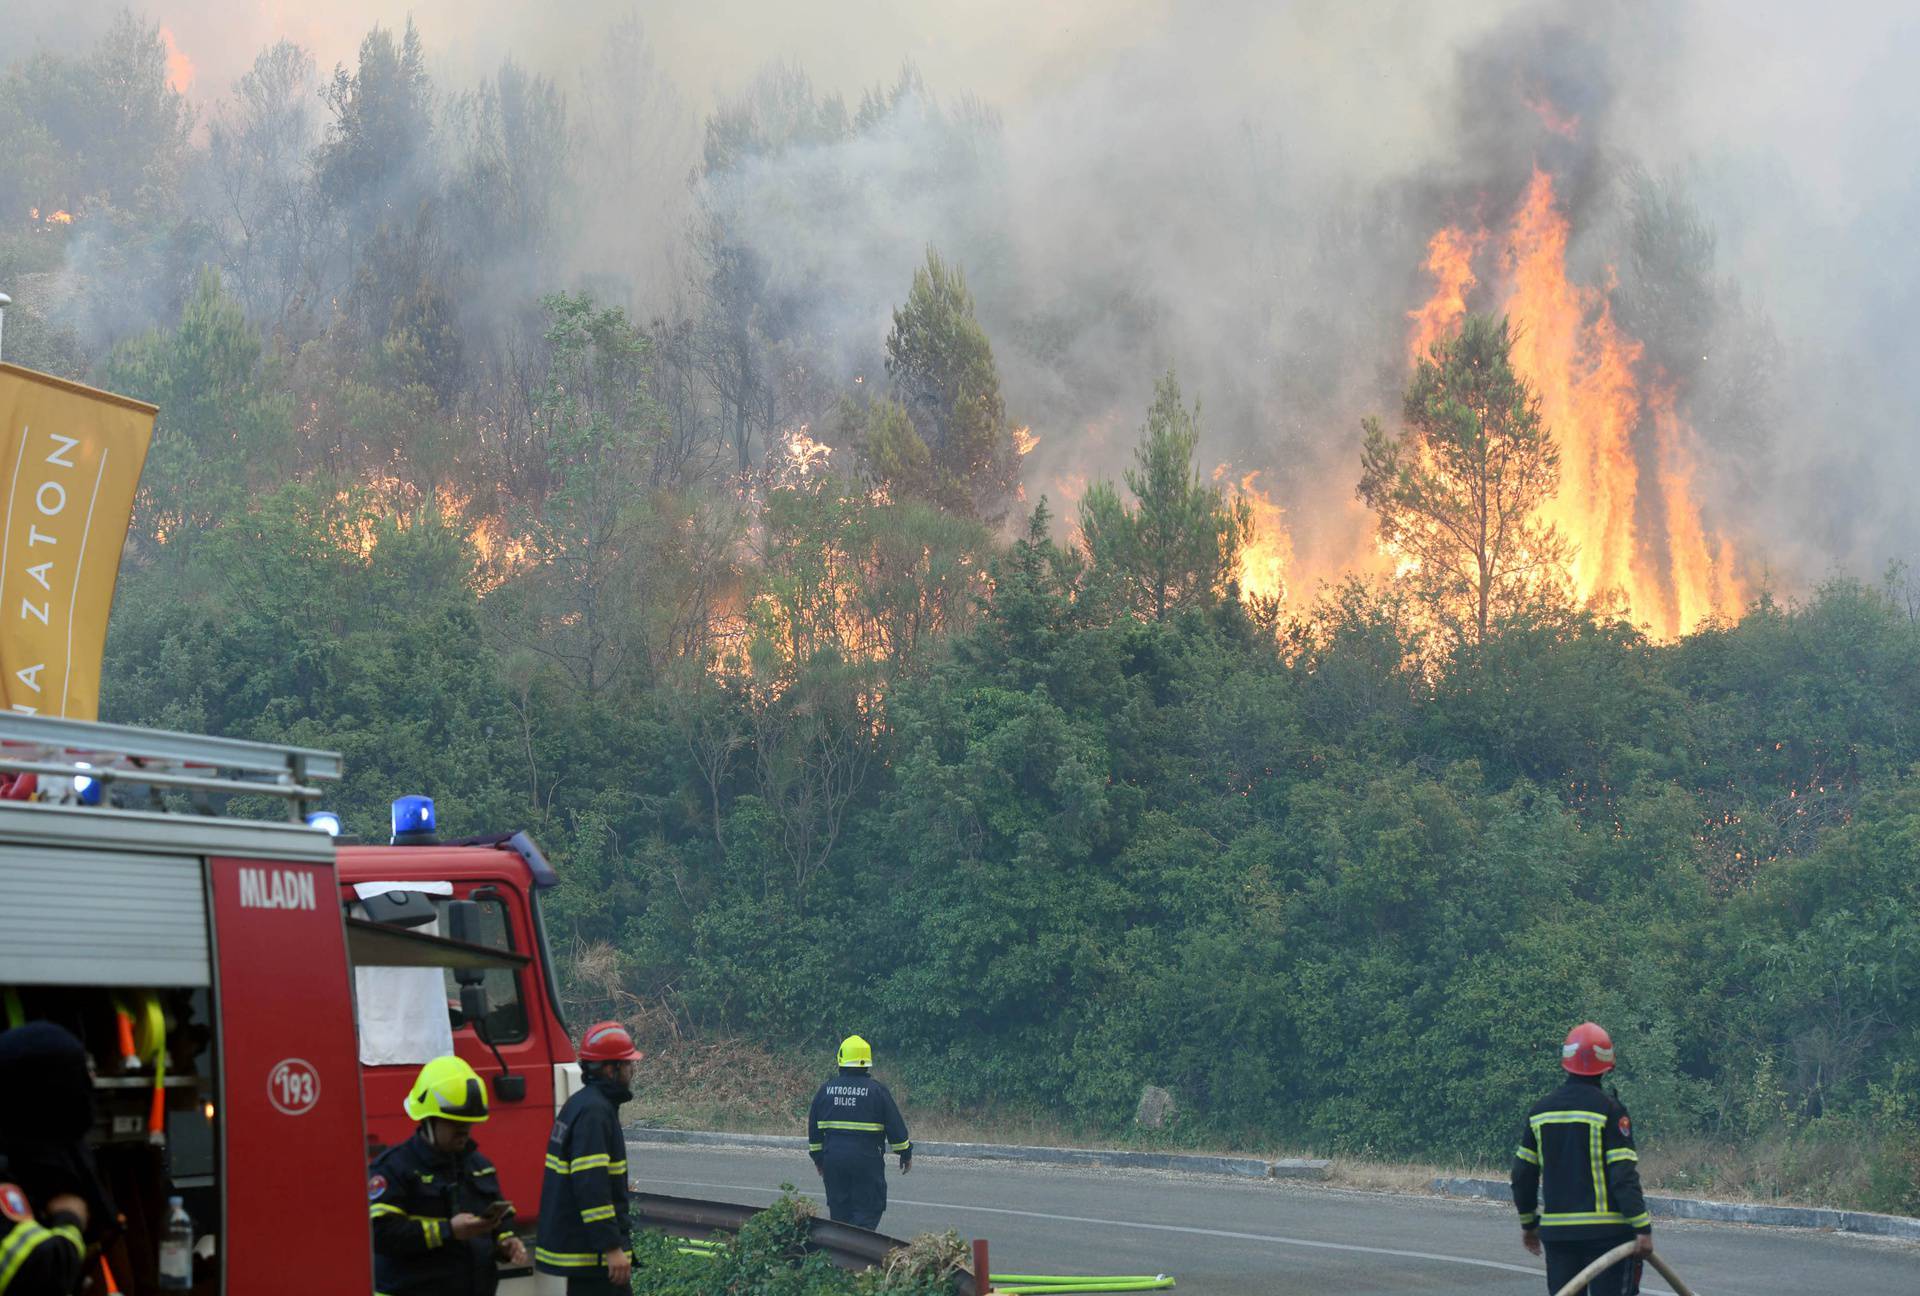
[447,899,486,988]
[459,982,488,1025]
[447,897,482,943]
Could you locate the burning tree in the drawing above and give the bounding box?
[1359,314,1572,644]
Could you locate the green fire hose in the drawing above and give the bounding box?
[991,1278,1175,1293]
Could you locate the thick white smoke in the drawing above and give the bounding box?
[7,0,1919,585]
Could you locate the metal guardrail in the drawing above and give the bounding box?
[632,1192,980,1296]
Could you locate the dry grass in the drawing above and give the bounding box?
[1322,1159,1454,1194]
[627,1036,816,1133]
[882,1231,972,1284]
[1640,1132,1889,1210]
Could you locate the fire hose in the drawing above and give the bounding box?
[1550,1240,1699,1296]
[989,1276,1174,1293]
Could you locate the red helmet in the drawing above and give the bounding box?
[1562,1021,1615,1075]
[578,1020,643,1064]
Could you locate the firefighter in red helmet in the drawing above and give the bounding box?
[1512,1022,1654,1296]
[536,1021,643,1294]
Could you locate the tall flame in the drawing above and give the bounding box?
[1407,168,1744,639]
[1233,470,1293,603]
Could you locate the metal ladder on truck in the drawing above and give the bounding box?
[0,710,341,817]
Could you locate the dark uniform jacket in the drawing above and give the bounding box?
[535,1076,632,1277]
[0,1179,84,1296]
[807,1071,911,1168]
[368,1129,513,1296]
[1511,1076,1652,1242]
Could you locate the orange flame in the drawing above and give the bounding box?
[332,474,533,591]
[158,27,195,95]
[1648,383,1742,635]
[1234,470,1293,603]
[1406,226,1484,364]
[776,425,832,484]
[1406,169,1745,639]
[1012,426,1039,456]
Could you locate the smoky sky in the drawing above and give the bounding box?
[7,0,1920,590]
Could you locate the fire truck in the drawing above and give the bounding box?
[0,711,585,1294]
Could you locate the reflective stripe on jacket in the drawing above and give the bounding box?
[368,1130,510,1296]
[807,1072,910,1164]
[0,1207,84,1295]
[1511,1077,1652,1241]
[534,1079,632,1276]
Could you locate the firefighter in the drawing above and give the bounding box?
[806,1035,911,1231]
[1512,1022,1654,1296]
[368,1055,526,1296]
[0,1023,103,1296]
[536,1021,642,1294]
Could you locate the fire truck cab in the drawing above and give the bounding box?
[0,713,581,1294]
[338,828,582,1242]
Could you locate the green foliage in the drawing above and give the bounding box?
[630,1192,954,1295]
[318,21,435,243]
[1360,314,1572,643]
[883,249,1015,516]
[100,269,294,551]
[1079,371,1252,622]
[488,293,675,701]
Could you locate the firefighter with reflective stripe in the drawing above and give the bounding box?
[0,1024,99,1295]
[1512,1022,1653,1296]
[368,1056,526,1295]
[806,1035,911,1231]
[537,1021,642,1294]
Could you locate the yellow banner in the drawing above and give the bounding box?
[0,363,154,720]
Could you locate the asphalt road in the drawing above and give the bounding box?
[625,1142,1919,1295]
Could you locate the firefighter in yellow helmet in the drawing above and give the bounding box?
[806,1035,910,1230]
[369,1055,527,1294]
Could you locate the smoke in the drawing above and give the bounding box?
[8,0,1920,589]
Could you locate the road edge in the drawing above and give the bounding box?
[625,1125,1328,1181]
[1430,1175,1920,1241]
[623,1127,1920,1239]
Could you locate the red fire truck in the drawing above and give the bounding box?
[0,712,585,1294]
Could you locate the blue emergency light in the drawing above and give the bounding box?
[391,795,437,845]
[305,810,344,837]
[71,763,103,806]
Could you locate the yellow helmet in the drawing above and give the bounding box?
[404,1055,490,1123]
[837,1035,873,1069]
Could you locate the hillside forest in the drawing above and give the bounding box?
[2,13,1916,1212]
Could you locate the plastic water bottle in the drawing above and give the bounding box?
[158,1196,192,1290]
